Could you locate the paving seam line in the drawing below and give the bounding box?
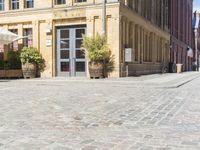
[160,74,200,89]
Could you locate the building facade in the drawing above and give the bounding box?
[193,11,200,70]
[122,0,170,76]
[0,0,170,78]
[169,0,194,72]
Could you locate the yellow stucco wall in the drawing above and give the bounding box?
[0,0,170,78]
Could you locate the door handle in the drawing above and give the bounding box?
[72,58,76,76]
[73,58,76,69]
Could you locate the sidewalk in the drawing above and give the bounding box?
[141,71,200,88]
[14,71,200,88]
[98,71,200,88]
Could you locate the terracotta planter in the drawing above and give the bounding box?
[0,70,5,78]
[89,62,104,79]
[22,63,36,79]
[6,70,23,78]
[0,70,23,78]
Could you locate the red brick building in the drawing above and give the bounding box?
[169,0,194,72]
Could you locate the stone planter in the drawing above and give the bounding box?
[22,63,36,79]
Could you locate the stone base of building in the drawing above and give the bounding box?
[124,63,162,76]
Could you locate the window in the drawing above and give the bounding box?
[9,29,18,51]
[23,28,33,47]
[75,0,86,2]
[25,0,34,8]
[133,0,139,12]
[157,37,162,62]
[0,0,4,11]
[56,0,66,5]
[128,0,133,9]
[134,25,139,61]
[11,0,19,10]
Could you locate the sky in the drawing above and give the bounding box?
[193,0,200,11]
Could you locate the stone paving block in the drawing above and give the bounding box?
[0,75,200,149]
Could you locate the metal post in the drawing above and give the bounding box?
[195,30,198,71]
[102,0,106,36]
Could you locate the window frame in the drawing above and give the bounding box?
[55,0,66,5]
[23,28,33,48]
[75,0,87,3]
[0,0,4,11]
[24,0,34,9]
[10,0,19,10]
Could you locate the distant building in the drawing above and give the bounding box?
[169,0,194,72]
[0,0,170,77]
[193,11,200,70]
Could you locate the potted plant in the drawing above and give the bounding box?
[82,33,114,78]
[6,50,23,78]
[0,51,23,78]
[20,47,45,79]
[0,60,5,78]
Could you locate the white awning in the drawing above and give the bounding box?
[0,28,20,45]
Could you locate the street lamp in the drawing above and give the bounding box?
[102,0,106,36]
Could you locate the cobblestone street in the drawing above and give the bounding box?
[1,74,200,150]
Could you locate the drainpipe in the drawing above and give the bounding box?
[102,0,106,36]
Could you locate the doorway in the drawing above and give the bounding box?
[56,26,86,77]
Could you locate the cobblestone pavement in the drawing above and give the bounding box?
[0,75,200,150]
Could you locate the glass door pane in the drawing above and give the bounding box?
[57,29,71,77]
[57,27,86,77]
[74,28,86,76]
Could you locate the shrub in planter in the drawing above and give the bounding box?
[7,50,21,69]
[0,51,21,70]
[0,60,4,70]
[20,47,45,78]
[82,33,114,78]
[3,61,10,70]
[0,52,23,78]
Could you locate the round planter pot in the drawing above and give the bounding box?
[22,63,36,79]
[89,62,104,79]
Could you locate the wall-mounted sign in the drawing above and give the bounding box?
[125,48,134,62]
[45,25,52,33]
[53,9,85,19]
[46,39,52,47]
